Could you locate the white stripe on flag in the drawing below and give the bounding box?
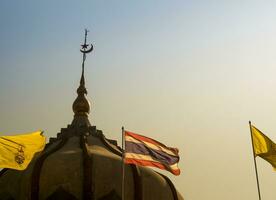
[125,135,177,157]
[124,152,179,170]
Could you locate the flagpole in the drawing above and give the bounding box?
[249,121,262,200]
[121,126,125,200]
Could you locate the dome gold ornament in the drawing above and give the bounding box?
[72,29,93,118]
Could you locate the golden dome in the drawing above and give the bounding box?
[72,74,91,117]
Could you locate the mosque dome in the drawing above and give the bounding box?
[0,32,184,200]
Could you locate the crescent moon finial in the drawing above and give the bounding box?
[80,29,93,80]
[72,29,93,119]
[80,29,93,54]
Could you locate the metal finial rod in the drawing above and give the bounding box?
[84,29,88,48]
[80,29,93,85]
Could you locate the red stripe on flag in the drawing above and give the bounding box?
[125,131,179,154]
[125,158,180,176]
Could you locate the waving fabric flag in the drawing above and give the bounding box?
[124,130,180,175]
[0,131,46,170]
[251,125,276,170]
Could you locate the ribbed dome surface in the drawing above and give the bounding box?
[0,124,184,200]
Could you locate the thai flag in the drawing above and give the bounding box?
[124,130,180,175]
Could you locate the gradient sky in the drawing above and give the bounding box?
[1,1,276,199]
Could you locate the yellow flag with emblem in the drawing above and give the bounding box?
[0,131,46,170]
[251,125,276,170]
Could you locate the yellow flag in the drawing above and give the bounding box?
[0,131,46,170]
[251,125,276,170]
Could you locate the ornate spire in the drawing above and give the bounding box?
[72,29,93,126]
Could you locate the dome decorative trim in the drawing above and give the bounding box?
[159,172,179,200]
[130,164,143,200]
[31,137,69,200]
[80,134,93,199]
[98,189,120,200]
[99,133,122,156]
[46,187,77,200]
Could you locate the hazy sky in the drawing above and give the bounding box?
[1,1,276,199]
